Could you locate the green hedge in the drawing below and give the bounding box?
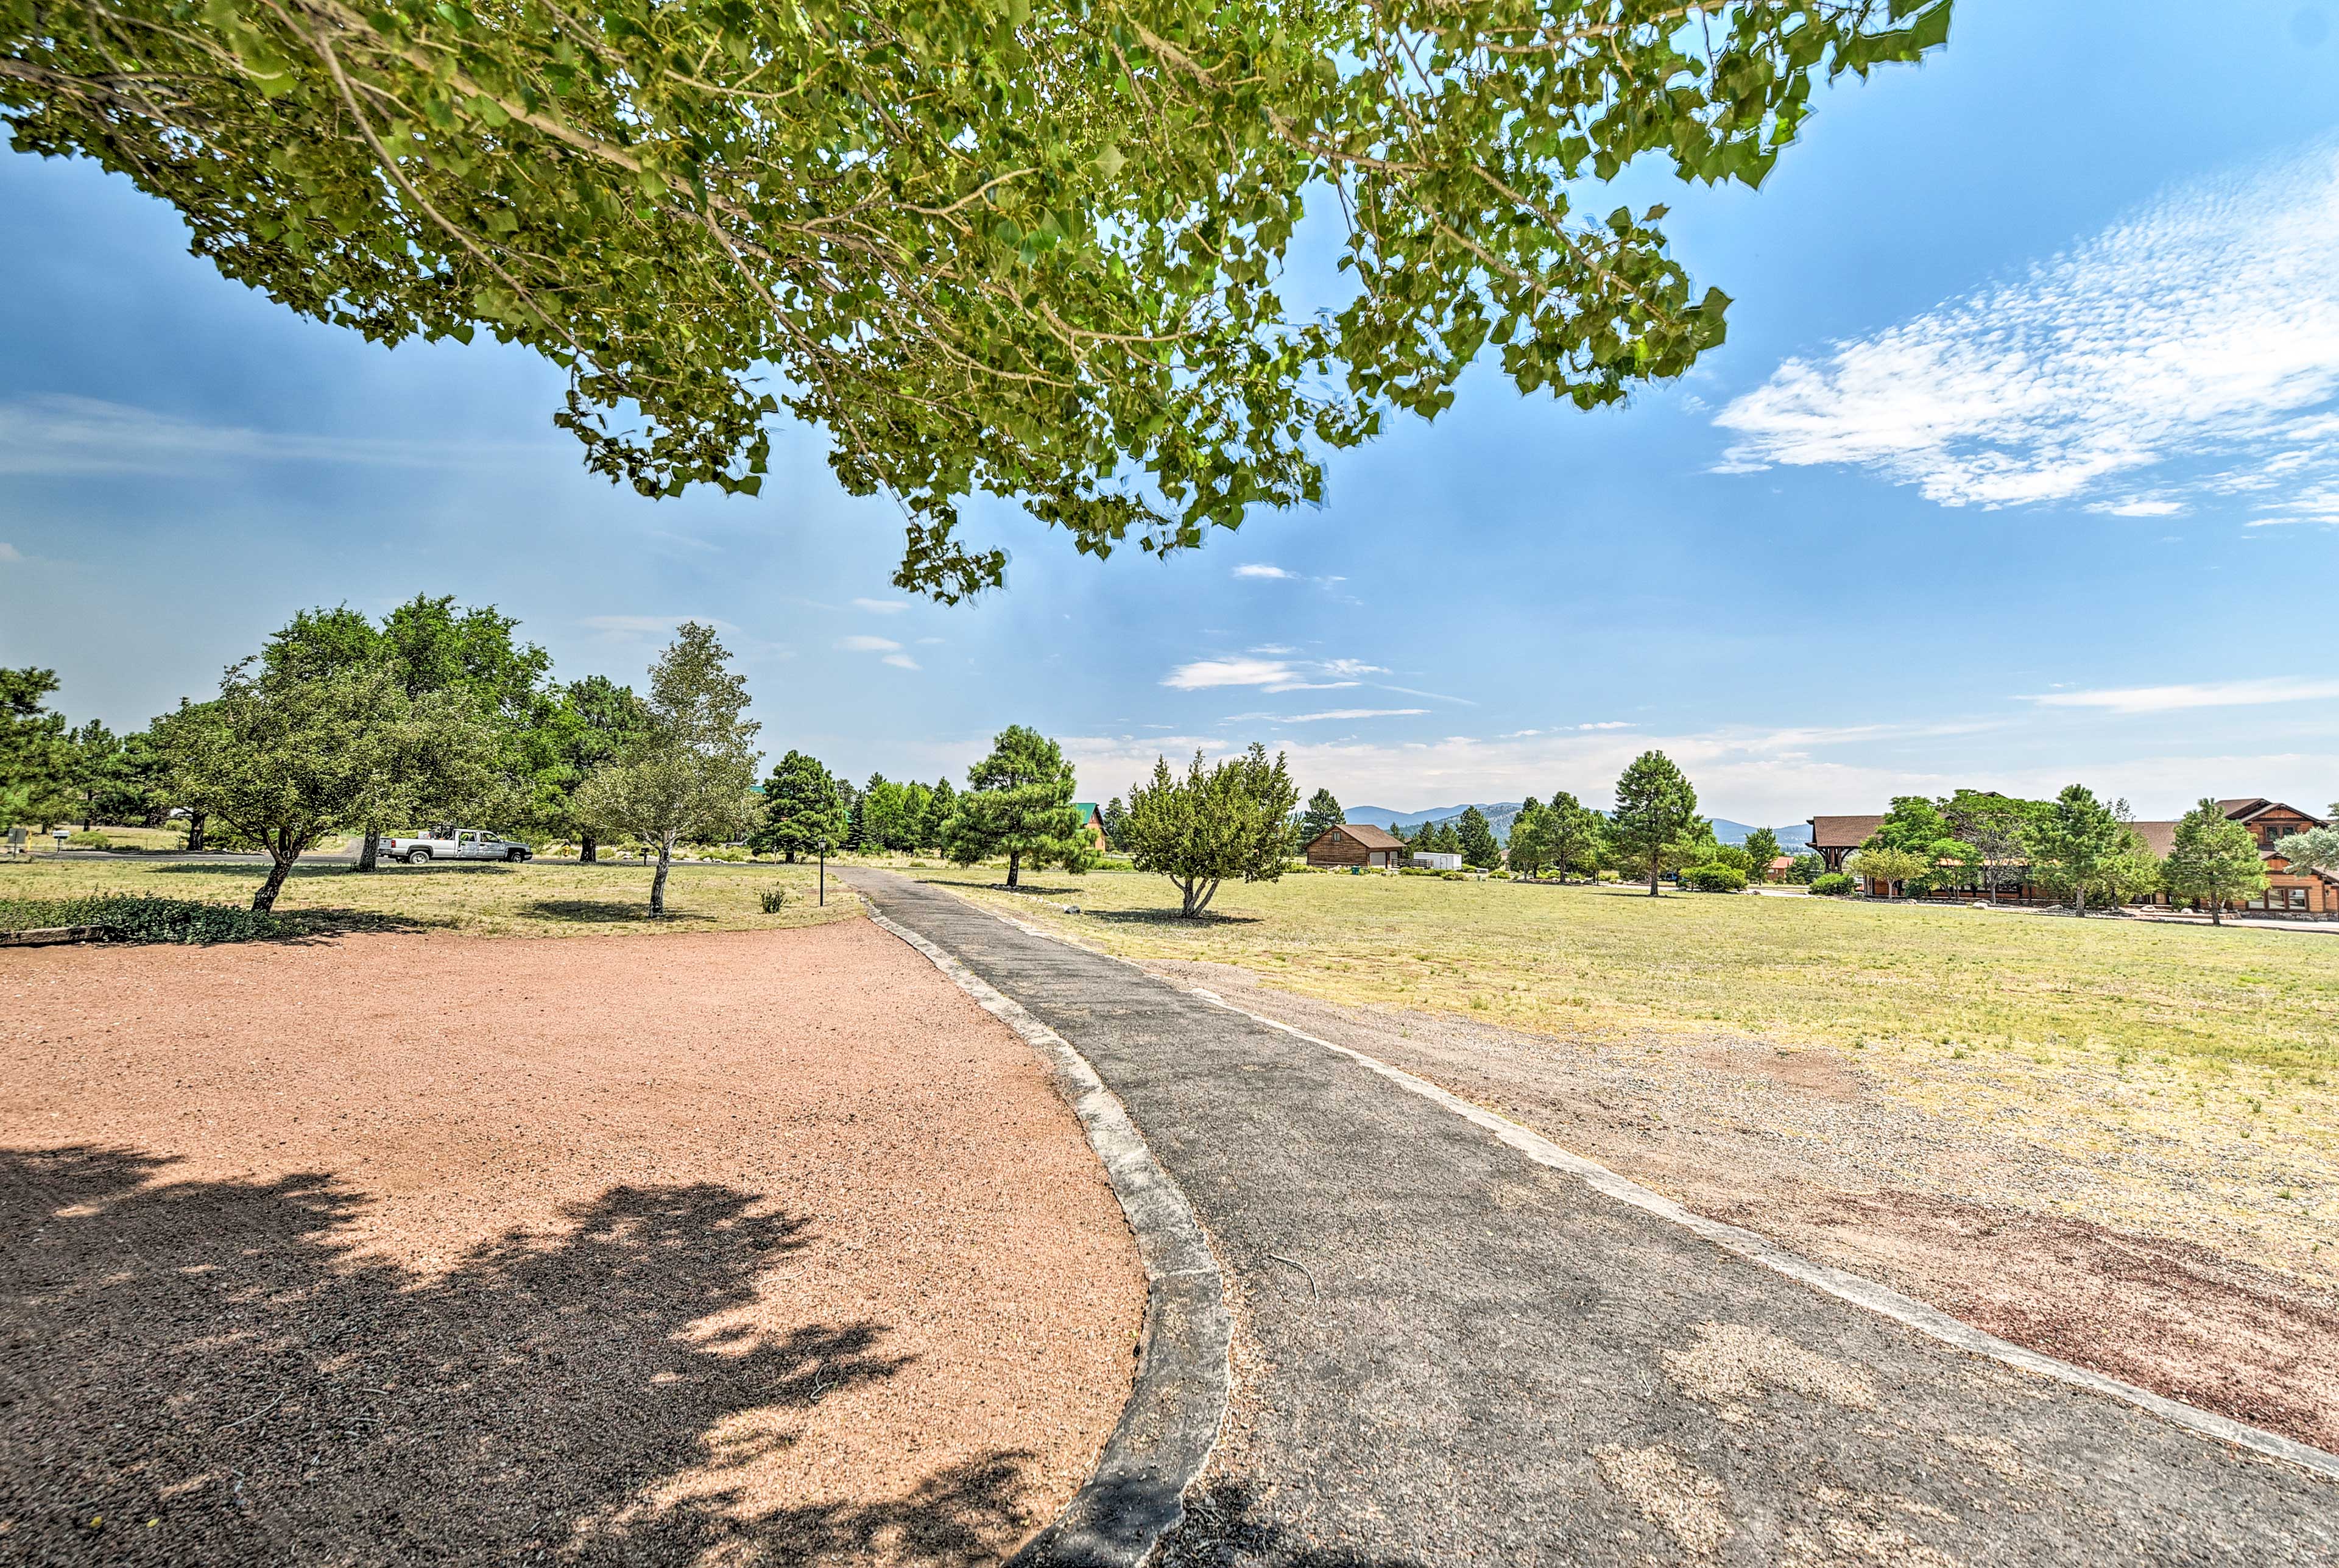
[0,894,287,944]
[1808,872,1856,897]
[1681,863,1748,893]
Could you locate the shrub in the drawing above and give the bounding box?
[0,894,286,944]
[1681,863,1748,893]
[66,831,114,850]
[758,889,787,913]
[1400,866,1438,877]
[1783,853,1824,885]
[1440,869,1472,881]
[1809,872,1855,897]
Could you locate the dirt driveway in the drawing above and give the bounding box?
[0,918,1143,1564]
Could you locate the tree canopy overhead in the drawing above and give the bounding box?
[3,0,1949,597]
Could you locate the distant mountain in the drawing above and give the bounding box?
[1347,803,1525,841]
[1710,818,1813,850]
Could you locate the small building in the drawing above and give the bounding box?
[1070,802,1110,853]
[1807,798,2339,915]
[1304,822,1405,869]
[1412,852,1464,871]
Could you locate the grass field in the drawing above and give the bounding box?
[0,855,858,939]
[926,866,2339,1132]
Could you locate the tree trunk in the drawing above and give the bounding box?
[186,812,207,852]
[1648,849,1660,896]
[1193,878,1221,917]
[2211,899,2223,926]
[359,830,381,872]
[783,847,797,864]
[650,835,674,916]
[1006,847,1021,889]
[580,833,598,864]
[252,847,295,912]
[1180,877,1198,917]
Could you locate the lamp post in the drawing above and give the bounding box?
[818,837,826,906]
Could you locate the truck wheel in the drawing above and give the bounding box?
[407,847,431,863]
[507,847,526,862]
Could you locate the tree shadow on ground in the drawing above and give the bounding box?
[1155,1480,1431,1567]
[0,1146,1044,1565]
[523,900,717,925]
[1085,909,1263,928]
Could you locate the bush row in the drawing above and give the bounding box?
[0,894,288,944]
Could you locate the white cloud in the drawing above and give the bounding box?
[881,652,920,670]
[1233,563,1297,579]
[837,634,903,653]
[0,543,21,562]
[2024,677,2339,714]
[1714,144,2339,519]
[2087,496,2184,518]
[1165,657,1300,690]
[1278,708,1429,722]
[0,393,521,475]
[1577,721,1634,730]
[852,597,911,613]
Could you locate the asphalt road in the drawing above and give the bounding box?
[852,871,2337,1567]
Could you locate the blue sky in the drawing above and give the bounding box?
[7,1,2339,825]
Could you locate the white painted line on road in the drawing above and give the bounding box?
[1177,984,2339,1486]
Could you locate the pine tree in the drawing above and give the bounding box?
[2022,785,2126,916]
[922,777,959,851]
[1298,786,1346,847]
[942,725,1094,888]
[1456,805,1501,869]
[1612,750,1699,896]
[750,750,847,862]
[2163,798,2266,925]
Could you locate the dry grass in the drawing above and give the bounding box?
[0,855,859,939]
[922,867,2339,1155]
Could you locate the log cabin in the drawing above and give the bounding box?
[1304,822,1406,869]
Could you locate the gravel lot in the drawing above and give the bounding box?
[0,919,1143,1564]
[1151,959,2339,1456]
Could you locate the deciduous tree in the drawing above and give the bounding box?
[158,658,487,910]
[943,725,1092,888]
[2,2,1947,597]
[1742,827,1782,883]
[570,623,761,916]
[547,674,651,861]
[1120,745,1298,917]
[1612,751,1699,896]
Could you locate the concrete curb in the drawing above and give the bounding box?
[0,925,109,947]
[859,905,1231,1566]
[932,885,2339,1489]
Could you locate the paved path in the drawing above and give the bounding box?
[854,872,2336,1567]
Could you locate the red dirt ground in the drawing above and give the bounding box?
[0,918,1144,1564]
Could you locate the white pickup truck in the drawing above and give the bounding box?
[381,828,534,863]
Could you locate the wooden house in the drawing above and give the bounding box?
[1070,802,1110,853]
[1304,822,1405,869]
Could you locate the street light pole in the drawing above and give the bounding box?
[819,838,826,906]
